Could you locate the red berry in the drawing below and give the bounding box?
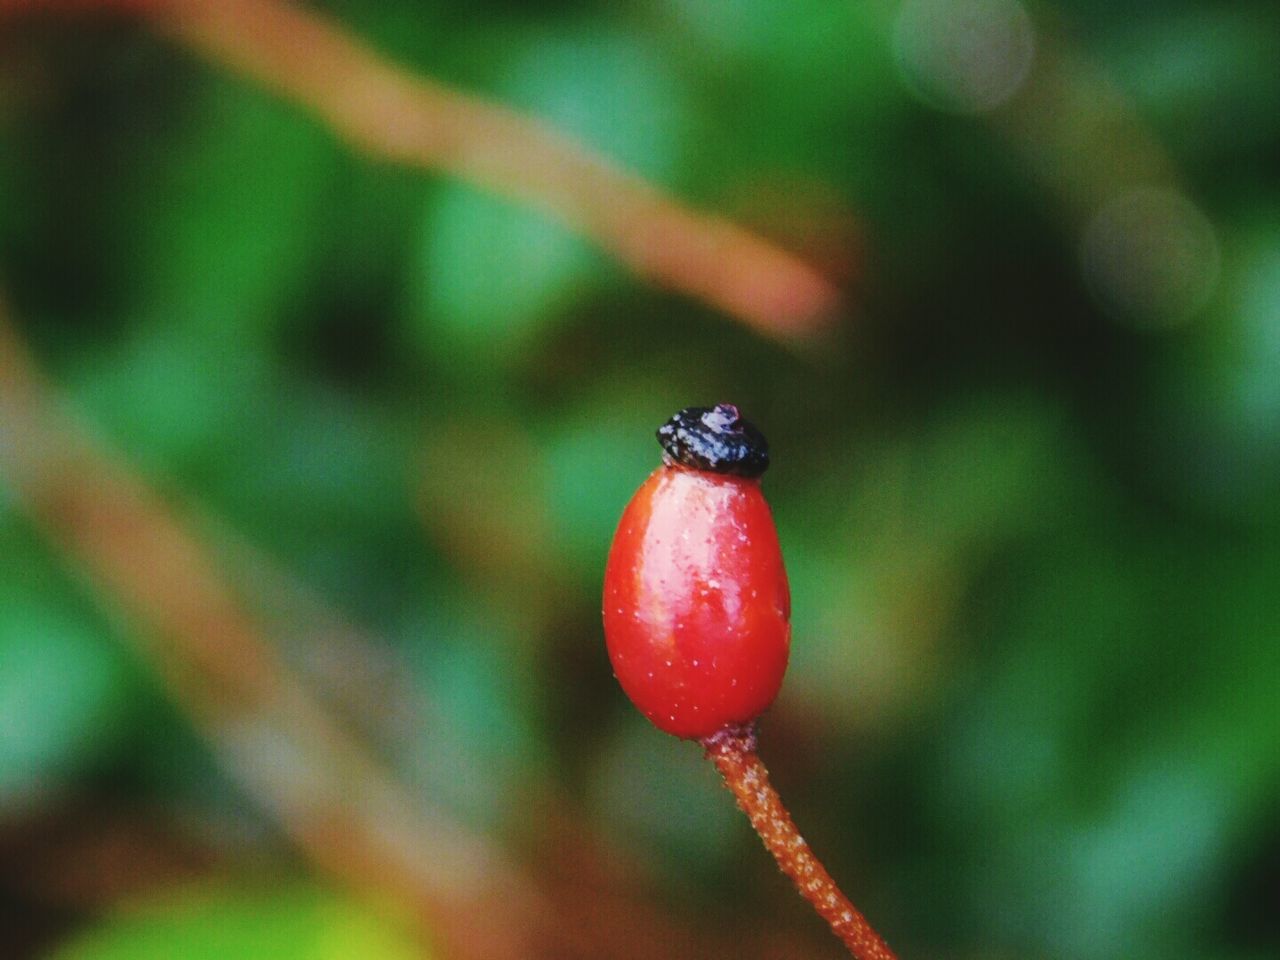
[603,405,791,739]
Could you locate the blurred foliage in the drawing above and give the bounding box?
[0,523,138,806]
[51,885,426,960]
[1,1,1278,959]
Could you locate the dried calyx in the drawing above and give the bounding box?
[656,403,769,478]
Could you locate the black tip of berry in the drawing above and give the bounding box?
[656,404,770,477]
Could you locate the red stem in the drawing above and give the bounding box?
[701,724,898,960]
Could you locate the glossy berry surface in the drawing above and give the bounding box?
[603,408,790,739]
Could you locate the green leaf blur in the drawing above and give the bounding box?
[51,886,426,960]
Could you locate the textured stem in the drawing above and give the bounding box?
[702,724,898,960]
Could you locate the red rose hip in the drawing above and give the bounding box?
[603,404,790,738]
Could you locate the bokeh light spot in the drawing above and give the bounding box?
[892,0,1035,114]
[1080,187,1220,328]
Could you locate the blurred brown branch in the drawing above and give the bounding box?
[0,302,535,960]
[139,0,840,339]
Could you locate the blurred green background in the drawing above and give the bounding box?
[1,1,1278,958]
